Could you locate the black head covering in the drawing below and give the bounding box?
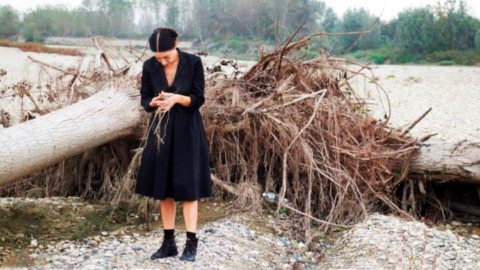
[149,28,178,52]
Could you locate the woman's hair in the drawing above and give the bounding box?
[149,27,179,52]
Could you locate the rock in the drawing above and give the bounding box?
[88,240,98,246]
[248,230,256,241]
[30,239,38,247]
[451,221,462,226]
[204,227,215,234]
[101,231,109,236]
[471,229,480,235]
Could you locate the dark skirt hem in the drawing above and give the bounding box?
[134,191,213,202]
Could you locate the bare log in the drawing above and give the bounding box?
[0,88,143,186]
[1,91,479,187]
[410,140,480,183]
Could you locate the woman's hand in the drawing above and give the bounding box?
[149,91,192,111]
[153,91,178,112]
[148,95,162,109]
[149,91,175,112]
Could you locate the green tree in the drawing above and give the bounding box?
[433,0,477,50]
[335,8,383,53]
[0,5,21,38]
[23,6,55,41]
[395,8,436,53]
[82,0,134,37]
[165,0,179,28]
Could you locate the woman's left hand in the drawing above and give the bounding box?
[158,92,177,112]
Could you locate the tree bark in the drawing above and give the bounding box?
[0,88,143,186]
[409,141,480,184]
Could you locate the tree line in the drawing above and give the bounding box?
[1,0,479,62]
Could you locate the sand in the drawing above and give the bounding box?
[351,64,480,142]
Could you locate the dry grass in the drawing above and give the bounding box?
[0,39,83,56]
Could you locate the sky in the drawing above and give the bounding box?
[2,0,480,20]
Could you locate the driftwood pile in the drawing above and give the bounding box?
[201,36,418,241]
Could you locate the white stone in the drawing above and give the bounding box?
[30,239,38,247]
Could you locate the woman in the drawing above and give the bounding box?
[135,27,212,262]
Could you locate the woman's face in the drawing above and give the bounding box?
[154,47,178,67]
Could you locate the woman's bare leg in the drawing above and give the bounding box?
[179,200,199,261]
[159,198,176,229]
[150,198,178,260]
[182,200,198,232]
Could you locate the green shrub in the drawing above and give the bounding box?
[437,60,456,66]
[369,52,385,64]
[397,55,412,63]
[226,36,248,53]
[425,50,480,65]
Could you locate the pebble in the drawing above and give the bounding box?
[31,239,38,247]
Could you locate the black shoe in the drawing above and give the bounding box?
[150,237,178,260]
[179,237,198,262]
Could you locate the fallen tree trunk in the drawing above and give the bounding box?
[409,140,480,184]
[1,88,479,186]
[0,87,143,186]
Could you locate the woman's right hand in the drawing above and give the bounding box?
[150,91,174,109]
[149,95,163,108]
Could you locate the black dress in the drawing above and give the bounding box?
[135,49,212,201]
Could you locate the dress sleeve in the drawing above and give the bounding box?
[186,57,205,112]
[140,62,156,113]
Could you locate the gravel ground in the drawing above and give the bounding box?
[319,214,480,269]
[2,197,479,269]
[29,216,304,270]
[0,197,317,270]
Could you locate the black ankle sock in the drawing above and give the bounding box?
[164,229,175,239]
[186,231,196,241]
